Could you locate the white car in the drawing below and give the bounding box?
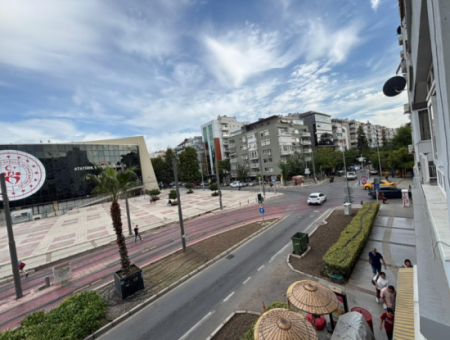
[346,172,357,180]
[307,192,327,205]
[230,181,241,188]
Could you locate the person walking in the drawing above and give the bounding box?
[375,272,389,303]
[381,285,397,310]
[149,197,153,204]
[380,308,395,340]
[381,193,388,204]
[18,260,28,278]
[385,174,389,181]
[368,248,387,274]
[134,225,143,243]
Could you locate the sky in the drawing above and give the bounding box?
[0,0,408,152]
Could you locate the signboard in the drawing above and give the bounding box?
[374,183,380,190]
[305,168,310,175]
[402,189,410,207]
[361,176,367,185]
[0,150,46,201]
[259,204,264,208]
[391,169,395,178]
[53,262,72,285]
[329,286,349,324]
[271,175,277,182]
[259,208,265,214]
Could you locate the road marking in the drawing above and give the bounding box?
[269,243,290,263]
[73,285,90,294]
[258,265,265,271]
[243,277,251,285]
[91,279,102,285]
[223,292,235,302]
[178,311,215,340]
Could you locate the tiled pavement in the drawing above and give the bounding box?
[0,188,282,278]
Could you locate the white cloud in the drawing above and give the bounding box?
[371,0,381,10]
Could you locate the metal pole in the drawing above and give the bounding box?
[214,155,223,210]
[342,151,351,203]
[172,159,186,252]
[200,167,205,191]
[311,149,317,182]
[377,144,382,178]
[125,192,132,235]
[0,174,23,299]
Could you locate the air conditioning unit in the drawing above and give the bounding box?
[398,35,403,46]
[404,104,411,114]
[401,59,407,73]
[400,50,404,59]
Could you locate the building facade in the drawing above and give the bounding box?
[201,116,248,175]
[289,112,334,150]
[392,1,450,338]
[229,116,312,179]
[149,150,166,159]
[331,118,350,151]
[175,136,205,171]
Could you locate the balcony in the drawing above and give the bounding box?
[301,132,311,137]
[278,131,291,137]
[222,133,230,138]
[230,158,238,163]
[250,154,259,160]
[221,125,228,131]
[250,172,258,177]
[229,143,236,148]
[250,163,260,169]
[304,157,312,162]
[280,150,294,155]
[223,139,229,145]
[301,140,312,145]
[303,148,313,153]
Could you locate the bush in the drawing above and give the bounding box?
[209,183,218,193]
[240,301,289,340]
[0,291,106,340]
[150,189,161,197]
[323,202,380,278]
[185,183,194,192]
[169,189,177,200]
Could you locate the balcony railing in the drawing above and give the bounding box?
[280,150,294,155]
[278,131,291,137]
[250,154,259,160]
[303,148,313,153]
[250,172,258,177]
[301,132,311,137]
[301,140,312,145]
[230,158,238,163]
[222,133,230,137]
[229,143,236,148]
[250,163,260,169]
[221,126,228,130]
[304,157,312,161]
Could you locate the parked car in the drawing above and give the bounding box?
[346,172,357,180]
[230,181,241,188]
[307,192,327,205]
[368,186,403,199]
[363,180,397,190]
[199,181,210,187]
[354,165,361,170]
[369,169,378,175]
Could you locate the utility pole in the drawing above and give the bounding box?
[214,155,223,210]
[342,151,351,203]
[0,174,23,299]
[200,167,205,191]
[376,144,382,178]
[311,148,317,182]
[172,159,186,252]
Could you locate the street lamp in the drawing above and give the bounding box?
[376,144,382,178]
[341,150,351,203]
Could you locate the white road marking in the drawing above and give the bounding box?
[258,265,265,271]
[223,292,235,302]
[178,310,215,340]
[243,277,251,284]
[269,243,290,263]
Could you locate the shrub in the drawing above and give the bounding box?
[323,202,380,278]
[169,189,177,200]
[240,301,289,340]
[0,291,106,340]
[150,189,161,197]
[185,183,194,192]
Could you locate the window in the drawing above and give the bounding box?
[429,102,438,159]
[262,149,272,155]
[294,129,299,134]
[418,110,431,140]
[260,130,269,137]
[263,158,272,163]
[264,167,274,172]
[261,139,271,146]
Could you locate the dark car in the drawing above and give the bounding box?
[368,186,403,199]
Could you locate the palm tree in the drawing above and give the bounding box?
[84,165,139,276]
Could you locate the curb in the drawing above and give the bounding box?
[205,310,261,340]
[0,193,283,281]
[83,217,285,340]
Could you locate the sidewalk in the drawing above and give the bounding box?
[0,189,283,279]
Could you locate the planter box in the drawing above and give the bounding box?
[171,201,179,206]
[114,264,144,299]
[211,193,219,197]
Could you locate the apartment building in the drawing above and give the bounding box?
[201,116,248,175]
[331,118,350,151]
[149,150,166,159]
[385,1,450,339]
[229,116,312,180]
[288,111,334,150]
[175,136,205,171]
[348,120,396,149]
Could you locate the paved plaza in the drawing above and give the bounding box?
[0,188,282,278]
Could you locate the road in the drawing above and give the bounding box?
[99,176,369,340]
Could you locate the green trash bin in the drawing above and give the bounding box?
[291,232,309,255]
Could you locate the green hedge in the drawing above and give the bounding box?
[240,301,289,340]
[323,202,380,278]
[0,291,106,340]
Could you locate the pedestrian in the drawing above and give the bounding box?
[403,259,413,268]
[408,189,413,203]
[152,196,156,204]
[134,225,142,242]
[238,183,241,191]
[381,285,397,310]
[18,260,28,278]
[381,193,388,204]
[380,308,395,340]
[385,174,389,181]
[368,248,387,274]
[375,272,389,303]
[149,197,153,204]
[167,199,172,205]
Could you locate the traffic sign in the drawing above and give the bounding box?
[259,204,264,208]
[361,176,367,185]
[305,168,310,175]
[259,208,265,214]
[374,183,380,190]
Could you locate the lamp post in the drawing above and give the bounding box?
[172,158,186,252]
[214,155,223,210]
[342,151,351,203]
[376,144,382,178]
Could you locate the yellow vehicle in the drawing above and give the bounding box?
[382,170,400,176]
[363,180,397,190]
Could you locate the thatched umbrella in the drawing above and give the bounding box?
[254,308,318,340]
[286,280,339,331]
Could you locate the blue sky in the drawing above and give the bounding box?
[0,0,408,152]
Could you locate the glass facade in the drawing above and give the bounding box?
[0,143,141,209]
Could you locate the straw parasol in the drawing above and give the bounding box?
[286,280,339,315]
[254,308,318,340]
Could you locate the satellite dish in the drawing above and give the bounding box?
[397,26,401,35]
[383,76,406,97]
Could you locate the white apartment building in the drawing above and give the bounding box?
[331,118,351,151]
[175,136,205,171]
[149,150,166,159]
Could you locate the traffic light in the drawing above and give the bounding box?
[258,193,263,203]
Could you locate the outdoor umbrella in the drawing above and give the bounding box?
[286,280,339,315]
[330,312,375,340]
[254,308,318,340]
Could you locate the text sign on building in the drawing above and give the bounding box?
[0,150,46,201]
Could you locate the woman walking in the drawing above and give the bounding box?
[375,272,388,303]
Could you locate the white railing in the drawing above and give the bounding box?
[301,132,311,137]
[230,158,238,163]
[280,150,293,155]
[301,140,312,145]
[251,163,260,168]
[303,149,313,153]
[278,132,291,137]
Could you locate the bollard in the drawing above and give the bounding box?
[361,200,363,206]
[45,276,50,287]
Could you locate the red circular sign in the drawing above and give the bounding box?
[0,150,46,201]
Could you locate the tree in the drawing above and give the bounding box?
[236,162,249,181]
[313,148,342,172]
[356,126,369,152]
[343,148,360,169]
[277,161,290,185]
[149,189,161,197]
[169,189,177,200]
[381,135,388,147]
[178,146,201,182]
[388,147,414,174]
[368,149,390,172]
[185,183,194,193]
[287,154,306,177]
[209,183,218,195]
[218,159,231,177]
[84,165,139,276]
[392,125,412,148]
[164,148,177,182]
[151,157,169,184]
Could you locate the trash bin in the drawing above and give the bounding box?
[351,307,373,333]
[291,232,309,255]
[343,202,352,216]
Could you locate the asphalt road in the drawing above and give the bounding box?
[100,176,369,340]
